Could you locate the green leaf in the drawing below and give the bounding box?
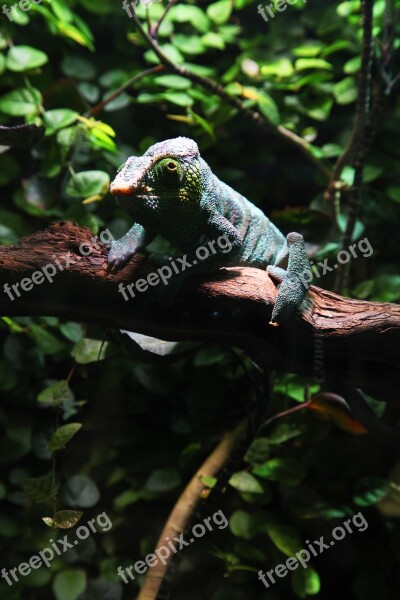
[291,567,321,598]
[53,569,86,600]
[161,91,193,107]
[169,5,210,33]
[363,165,383,182]
[244,438,271,464]
[43,109,78,136]
[57,22,94,51]
[353,477,390,506]
[263,523,303,556]
[229,471,264,494]
[333,77,357,104]
[207,0,232,24]
[66,171,110,199]
[52,0,74,23]
[387,186,400,203]
[154,74,191,89]
[37,380,74,407]
[229,510,258,540]
[61,55,97,80]
[71,339,108,364]
[292,44,322,57]
[42,510,83,529]
[0,87,42,117]
[257,92,280,126]
[23,477,59,503]
[60,322,84,343]
[173,34,205,55]
[145,468,182,493]
[252,458,306,486]
[114,490,141,511]
[295,58,332,71]
[265,420,304,444]
[29,325,66,355]
[344,56,361,74]
[201,475,218,488]
[189,109,215,138]
[6,46,48,72]
[261,58,294,78]
[201,32,225,50]
[48,423,82,452]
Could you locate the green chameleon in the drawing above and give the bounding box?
[108,137,311,325]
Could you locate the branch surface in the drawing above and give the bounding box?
[0,223,399,398]
[136,419,248,600]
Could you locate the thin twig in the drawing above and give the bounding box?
[131,8,331,179]
[136,419,248,600]
[88,65,165,117]
[150,0,178,39]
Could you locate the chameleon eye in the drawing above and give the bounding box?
[154,158,183,187]
[165,160,178,172]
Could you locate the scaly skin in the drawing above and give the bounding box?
[108,137,311,324]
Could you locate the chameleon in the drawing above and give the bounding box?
[108,137,311,325]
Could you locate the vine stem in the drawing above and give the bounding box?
[333,0,375,292]
[149,0,178,39]
[135,419,248,600]
[88,65,165,117]
[331,0,375,183]
[131,8,331,179]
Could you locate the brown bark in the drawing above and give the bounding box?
[136,419,248,600]
[0,222,398,397]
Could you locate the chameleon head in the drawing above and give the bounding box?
[109,137,205,216]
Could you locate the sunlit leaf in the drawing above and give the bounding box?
[6,46,48,72]
[42,510,83,529]
[48,423,82,452]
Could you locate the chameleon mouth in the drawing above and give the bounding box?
[114,192,160,208]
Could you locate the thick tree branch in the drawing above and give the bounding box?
[0,223,398,399]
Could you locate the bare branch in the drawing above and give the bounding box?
[136,419,248,600]
[130,8,331,179]
[1,223,399,399]
[88,65,165,117]
[149,0,178,40]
